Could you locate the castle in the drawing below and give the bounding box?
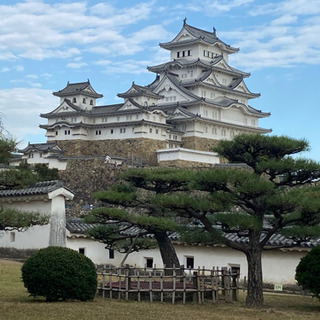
[22,20,271,168]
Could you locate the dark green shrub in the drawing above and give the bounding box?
[21,247,97,301]
[295,246,320,299]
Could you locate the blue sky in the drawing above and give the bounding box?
[1,0,320,159]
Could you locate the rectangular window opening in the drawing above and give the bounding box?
[145,257,153,268]
[186,256,194,269]
[10,232,15,242]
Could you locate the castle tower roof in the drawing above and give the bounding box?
[160,20,239,54]
[53,80,103,99]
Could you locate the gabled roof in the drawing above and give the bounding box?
[166,105,198,121]
[53,80,103,99]
[183,71,260,99]
[227,77,260,98]
[118,82,163,99]
[154,72,202,104]
[160,20,239,54]
[19,142,62,154]
[40,99,83,118]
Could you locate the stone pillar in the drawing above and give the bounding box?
[49,196,66,247]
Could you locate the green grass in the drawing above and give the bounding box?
[0,259,319,320]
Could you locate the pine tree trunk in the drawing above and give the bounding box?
[245,245,264,308]
[154,231,180,270]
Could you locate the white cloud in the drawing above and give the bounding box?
[220,0,320,70]
[0,1,157,61]
[174,0,254,14]
[25,74,38,79]
[67,62,88,69]
[0,87,57,144]
[13,65,24,72]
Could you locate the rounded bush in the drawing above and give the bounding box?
[21,246,97,301]
[295,245,320,299]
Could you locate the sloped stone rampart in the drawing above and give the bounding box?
[56,138,166,166]
[59,159,124,217]
[181,136,220,151]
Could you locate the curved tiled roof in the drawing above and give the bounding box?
[160,22,238,54]
[0,180,66,197]
[53,81,103,98]
[19,142,61,154]
[118,83,163,99]
[40,99,84,118]
[148,57,250,78]
[65,218,320,249]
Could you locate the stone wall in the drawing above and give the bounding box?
[56,137,224,216]
[59,159,124,217]
[181,136,220,151]
[158,160,216,168]
[57,138,167,166]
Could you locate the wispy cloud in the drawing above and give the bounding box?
[219,0,320,70]
[0,87,57,143]
[0,1,157,61]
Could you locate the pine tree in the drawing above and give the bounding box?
[152,134,320,307]
[85,168,193,269]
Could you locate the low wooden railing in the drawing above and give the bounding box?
[97,265,239,304]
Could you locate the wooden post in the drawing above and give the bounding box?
[160,273,164,303]
[223,268,232,303]
[211,267,217,303]
[193,271,198,303]
[232,270,239,301]
[125,267,130,300]
[149,271,153,302]
[137,270,141,302]
[108,272,113,299]
[172,266,176,304]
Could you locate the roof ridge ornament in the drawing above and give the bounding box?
[183,17,187,26]
[213,27,216,37]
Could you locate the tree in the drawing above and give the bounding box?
[85,168,192,269]
[0,206,49,231]
[151,134,320,307]
[0,162,59,190]
[0,138,16,165]
[0,140,49,230]
[34,163,59,181]
[295,245,320,299]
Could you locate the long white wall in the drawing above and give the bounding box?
[66,237,308,285]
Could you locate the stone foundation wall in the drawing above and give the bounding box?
[181,136,220,151]
[57,138,167,166]
[59,159,125,217]
[158,160,216,168]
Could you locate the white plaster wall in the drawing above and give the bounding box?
[67,237,111,264]
[0,225,51,249]
[0,200,52,249]
[156,148,220,164]
[47,158,67,170]
[1,199,52,215]
[66,237,308,285]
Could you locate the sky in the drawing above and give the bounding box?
[0,0,320,159]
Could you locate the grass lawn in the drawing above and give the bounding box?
[0,259,319,320]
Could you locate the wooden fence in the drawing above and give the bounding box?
[97,265,239,304]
